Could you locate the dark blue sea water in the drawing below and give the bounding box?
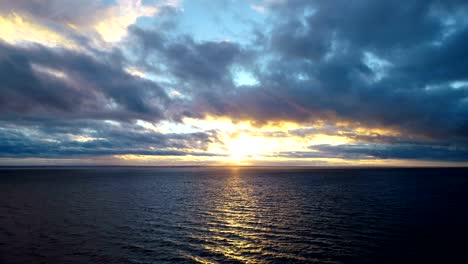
[0,167,467,263]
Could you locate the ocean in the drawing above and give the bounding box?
[0,167,467,263]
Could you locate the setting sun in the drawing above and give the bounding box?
[225,133,268,164]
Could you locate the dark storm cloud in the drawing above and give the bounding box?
[129,25,258,120]
[2,0,468,162]
[130,26,249,87]
[150,0,468,143]
[273,139,468,162]
[123,0,468,161]
[305,143,468,162]
[0,41,169,121]
[0,120,220,158]
[269,0,445,54]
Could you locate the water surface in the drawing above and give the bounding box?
[0,167,467,263]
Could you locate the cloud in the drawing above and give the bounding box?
[94,0,158,42]
[0,120,220,158]
[0,0,106,25]
[154,0,468,142]
[0,13,79,49]
[0,0,179,45]
[130,26,249,86]
[306,143,468,162]
[1,0,468,163]
[0,41,169,121]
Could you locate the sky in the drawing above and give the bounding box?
[1,0,468,166]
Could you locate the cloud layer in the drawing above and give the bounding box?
[1,0,467,164]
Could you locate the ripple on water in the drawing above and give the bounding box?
[0,167,467,263]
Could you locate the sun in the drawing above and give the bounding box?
[224,133,268,164]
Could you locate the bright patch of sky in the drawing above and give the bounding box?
[233,68,259,87]
[451,81,468,89]
[362,52,392,82]
[177,0,266,44]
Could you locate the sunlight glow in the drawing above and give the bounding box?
[31,64,69,80]
[0,14,77,49]
[125,66,146,78]
[94,0,157,42]
[117,117,404,166]
[69,135,101,142]
[224,133,269,164]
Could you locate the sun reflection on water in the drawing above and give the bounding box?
[181,168,311,263]
[193,169,265,263]
[208,170,262,263]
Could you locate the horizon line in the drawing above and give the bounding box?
[1,165,467,169]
